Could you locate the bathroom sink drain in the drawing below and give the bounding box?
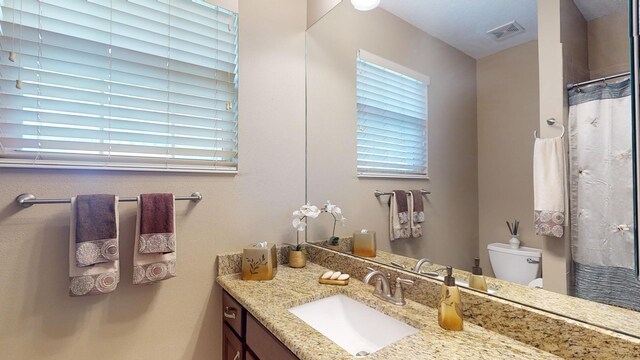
[355,350,370,357]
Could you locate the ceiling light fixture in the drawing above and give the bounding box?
[351,0,380,11]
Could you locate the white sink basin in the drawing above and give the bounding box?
[288,294,418,356]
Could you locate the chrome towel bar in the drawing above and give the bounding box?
[15,192,203,208]
[374,189,430,198]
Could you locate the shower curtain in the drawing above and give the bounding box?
[568,78,640,310]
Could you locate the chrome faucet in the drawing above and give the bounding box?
[363,267,414,306]
[412,258,432,273]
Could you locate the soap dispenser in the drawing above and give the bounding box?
[468,258,488,292]
[438,266,463,331]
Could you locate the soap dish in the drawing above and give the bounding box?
[319,271,350,286]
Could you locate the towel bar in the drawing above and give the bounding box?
[15,192,203,208]
[374,189,430,198]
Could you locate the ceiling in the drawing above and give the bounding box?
[379,0,627,60]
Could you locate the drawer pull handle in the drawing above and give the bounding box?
[527,258,540,264]
[224,306,237,320]
[233,350,240,360]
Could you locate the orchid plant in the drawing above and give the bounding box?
[288,201,347,250]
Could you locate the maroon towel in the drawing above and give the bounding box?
[75,194,119,267]
[139,193,175,254]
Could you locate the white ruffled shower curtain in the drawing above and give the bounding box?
[568,78,640,310]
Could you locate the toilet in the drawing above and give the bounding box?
[487,243,542,286]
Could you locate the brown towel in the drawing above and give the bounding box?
[133,195,176,285]
[75,194,119,267]
[410,190,425,223]
[139,193,175,254]
[392,190,409,224]
[69,197,119,297]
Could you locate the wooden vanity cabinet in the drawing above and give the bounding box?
[222,290,299,360]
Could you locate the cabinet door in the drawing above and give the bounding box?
[223,323,243,360]
[246,314,298,360]
[245,350,258,360]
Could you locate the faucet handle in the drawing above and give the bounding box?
[396,278,414,286]
[392,277,414,305]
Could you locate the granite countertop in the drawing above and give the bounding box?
[360,248,640,338]
[217,262,560,360]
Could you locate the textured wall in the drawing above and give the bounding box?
[587,10,630,79]
[0,1,306,359]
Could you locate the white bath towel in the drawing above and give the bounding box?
[389,193,411,241]
[68,197,119,297]
[533,137,567,238]
[133,196,177,285]
[408,192,422,238]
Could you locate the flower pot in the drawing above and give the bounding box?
[288,250,306,268]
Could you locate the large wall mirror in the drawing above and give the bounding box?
[306,0,640,338]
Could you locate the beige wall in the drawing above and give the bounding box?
[588,11,630,79]
[307,0,342,29]
[0,1,306,359]
[306,2,478,271]
[477,41,540,277]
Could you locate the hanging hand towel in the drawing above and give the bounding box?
[533,137,567,238]
[139,193,176,254]
[408,192,422,238]
[410,190,425,223]
[75,194,119,266]
[393,190,409,224]
[133,194,176,285]
[69,196,119,297]
[389,192,411,241]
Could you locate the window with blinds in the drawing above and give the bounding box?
[0,0,238,172]
[356,51,428,178]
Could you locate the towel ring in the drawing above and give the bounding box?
[534,118,565,139]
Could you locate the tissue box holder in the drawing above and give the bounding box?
[242,243,277,280]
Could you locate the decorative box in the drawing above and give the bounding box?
[353,230,376,257]
[242,243,277,280]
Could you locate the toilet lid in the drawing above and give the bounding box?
[487,242,541,258]
[528,278,543,288]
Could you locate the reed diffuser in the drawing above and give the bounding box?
[506,220,520,249]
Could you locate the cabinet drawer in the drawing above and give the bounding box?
[246,313,298,360]
[223,291,243,336]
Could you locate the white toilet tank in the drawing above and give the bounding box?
[487,243,541,285]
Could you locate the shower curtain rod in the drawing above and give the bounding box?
[566,71,631,90]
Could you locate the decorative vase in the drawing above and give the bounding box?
[288,250,306,268]
[509,235,520,249]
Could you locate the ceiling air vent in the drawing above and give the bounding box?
[486,21,525,42]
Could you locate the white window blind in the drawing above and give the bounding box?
[356,51,428,178]
[0,0,238,172]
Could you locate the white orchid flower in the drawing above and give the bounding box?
[300,203,321,218]
[339,216,347,226]
[325,200,336,212]
[292,210,303,218]
[324,200,342,217]
[292,218,307,231]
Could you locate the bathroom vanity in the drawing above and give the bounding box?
[217,256,563,359]
[217,246,640,359]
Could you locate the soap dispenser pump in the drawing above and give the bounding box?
[438,266,463,331]
[468,258,488,292]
